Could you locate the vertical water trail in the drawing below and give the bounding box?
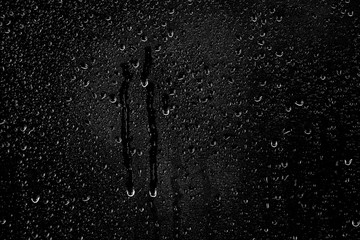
[142,46,158,197]
[120,62,135,197]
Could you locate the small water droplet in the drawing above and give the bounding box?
[140,35,148,42]
[31,195,40,203]
[127,188,135,197]
[352,220,360,227]
[109,95,117,103]
[115,136,122,143]
[167,30,174,38]
[275,51,283,58]
[281,162,288,168]
[132,60,140,69]
[82,196,90,202]
[304,129,312,135]
[149,188,157,198]
[80,62,88,70]
[141,79,148,88]
[162,108,170,116]
[295,100,304,107]
[83,80,90,88]
[344,159,353,166]
[271,141,278,148]
[20,125,27,133]
[254,96,263,102]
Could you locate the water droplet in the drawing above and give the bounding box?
[155,44,161,52]
[131,60,140,69]
[344,159,353,166]
[141,79,148,88]
[352,220,360,227]
[82,196,90,202]
[80,62,88,70]
[167,30,174,38]
[109,94,117,103]
[271,141,278,148]
[169,8,175,15]
[115,136,122,143]
[140,35,148,42]
[83,80,90,88]
[127,188,135,197]
[304,129,312,135]
[210,139,217,146]
[31,195,40,203]
[259,81,267,86]
[235,111,242,117]
[149,188,157,198]
[275,51,283,58]
[295,100,304,107]
[20,125,27,133]
[162,108,170,116]
[254,96,263,102]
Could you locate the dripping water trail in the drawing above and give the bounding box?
[142,46,158,197]
[120,62,134,197]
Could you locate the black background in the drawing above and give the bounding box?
[1,0,359,239]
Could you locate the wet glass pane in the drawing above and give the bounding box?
[1,0,359,239]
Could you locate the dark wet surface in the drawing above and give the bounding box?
[1,0,360,239]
